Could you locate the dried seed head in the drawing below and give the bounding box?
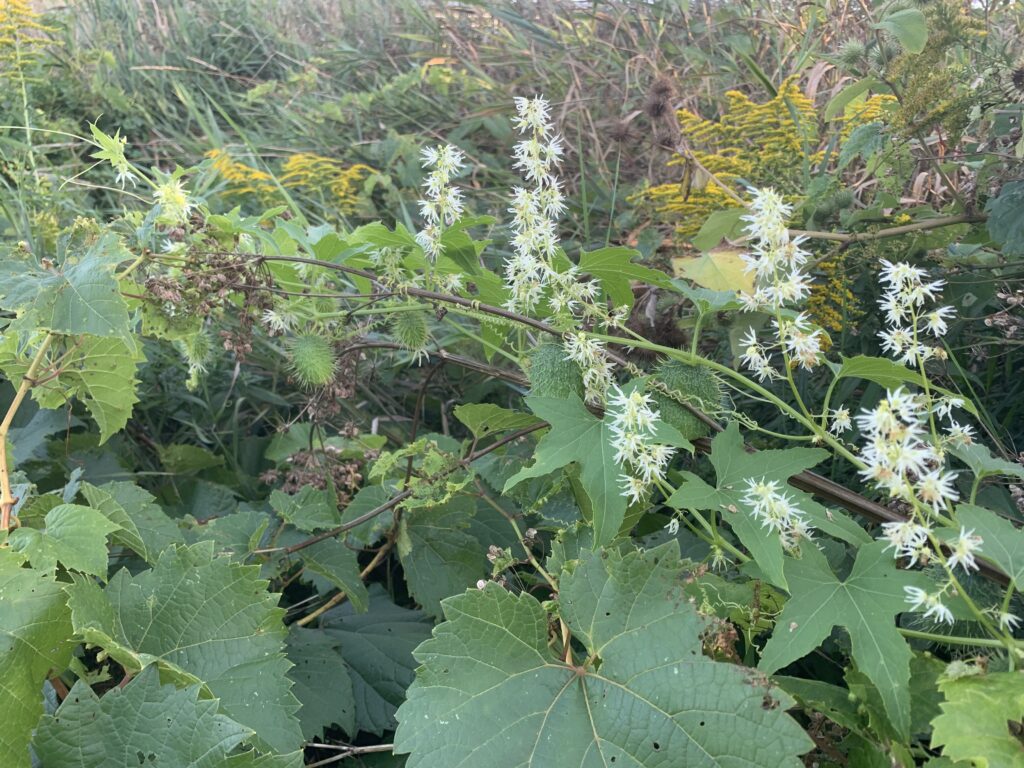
[645,76,676,120]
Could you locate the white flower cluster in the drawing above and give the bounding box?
[880,520,932,566]
[903,586,954,625]
[740,312,822,382]
[739,190,814,311]
[607,385,676,504]
[503,96,602,320]
[416,144,466,261]
[564,332,614,405]
[503,96,565,312]
[858,388,988,626]
[741,478,814,551]
[857,387,959,514]
[876,259,955,367]
[737,188,822,379]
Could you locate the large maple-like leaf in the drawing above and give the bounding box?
[7,504,120,578]
[956,504,1024,589]
[319,586,433,736]
[578,246,675,310]
[286,626,356,740]
[66,542,302,754]
[759,542,931,740]
[33,666,251,768]
[394,542,812,767]
[397,499,485,618]
[0,550,74,768]
[7,336,144,444]
[931,671,1024,767]
[668,422,867,588]
[505,395,626,546]
[0,232,132,338]
[80,481,184,564]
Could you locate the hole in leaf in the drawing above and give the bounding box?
[653,742,661,751]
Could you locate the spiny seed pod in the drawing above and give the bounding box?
[650,360,723,440]
[837,39,867,69]
[831,188,855,210]
[286,334,338,389]
[526,342,585,400]
[870,40,900,68]
[813,188,855,219]
[392,306,431,359]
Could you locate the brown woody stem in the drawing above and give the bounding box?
[0,333,55,531]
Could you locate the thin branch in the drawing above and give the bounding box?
[0,334,55,530]
[259,423,547,556]
[791,213,985,246]
[306,744,394,767]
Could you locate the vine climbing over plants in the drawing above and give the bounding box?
[2,4,1024,766]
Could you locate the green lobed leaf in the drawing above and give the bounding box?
[453,403,542,439]
[950,443,1024,481]
[838,123,886,170]
[955,504,1024,589]
[0,549,74,768]
[282,532,370,614]
[909,654,946,736]
[506,395,625,546]
[7,504,120,578]
[197,508,270,560]
[320,586,433,736]
[80,481,184,564]
[931,671,1024,767]
[759,542,932,741]
[397,499,485,618]
[394,542,812,767]
[340,484,395,548]
[667,422,841,588]
[65,542,303,754]
[773,676,865,734]
[578,246,675,309]
[823,78,890,121]
[270,483,342,532]
[833,354,925,389]
[691,208,746,251]
[286,626,356,740]
[47,336,144,444]
[33,666,252,768]
[873,8,928,54]
[832,355,978,416]
[0,233,132,338]
[158,444,225,474]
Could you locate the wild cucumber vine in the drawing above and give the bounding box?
[3,29,1024,768]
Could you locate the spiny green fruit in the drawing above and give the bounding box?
[830,188,855,210]
[286,334,338,389]
[392,306,430,357]
[837,39,867,69]
[651,360,723,440]
[526,342,584,400]
[810,189,854,220]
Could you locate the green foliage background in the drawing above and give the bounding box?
[1,1,1024,767]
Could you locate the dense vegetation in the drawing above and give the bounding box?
[2,0,1024,765]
